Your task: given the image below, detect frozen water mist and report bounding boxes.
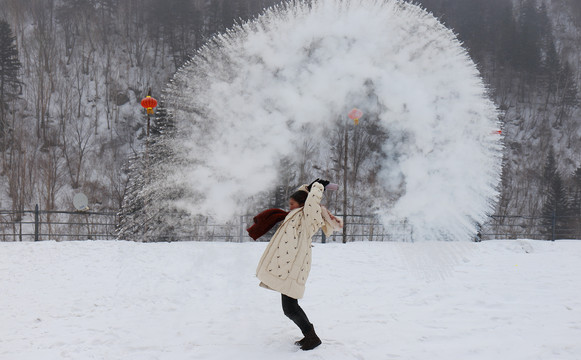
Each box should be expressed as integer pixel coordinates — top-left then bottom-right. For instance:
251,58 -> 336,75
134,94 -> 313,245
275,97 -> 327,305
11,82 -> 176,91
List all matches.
162,0 -> 503,241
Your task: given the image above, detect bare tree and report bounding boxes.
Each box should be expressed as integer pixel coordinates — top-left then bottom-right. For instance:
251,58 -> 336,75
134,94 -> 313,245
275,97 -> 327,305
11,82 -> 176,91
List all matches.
295,135 -> 317,185
28,1 -> 58,141
61,114 -> 95,189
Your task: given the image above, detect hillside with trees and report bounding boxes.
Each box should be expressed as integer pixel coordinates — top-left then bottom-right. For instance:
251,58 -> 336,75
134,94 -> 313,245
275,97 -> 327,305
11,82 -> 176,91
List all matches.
0,0 -> 579,240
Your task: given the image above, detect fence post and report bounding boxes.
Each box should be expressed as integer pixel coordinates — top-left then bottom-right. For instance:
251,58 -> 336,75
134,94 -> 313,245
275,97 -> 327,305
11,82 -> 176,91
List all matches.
342,214 -> 348,243
239,215 -> 244,243
551,210 -> 556,241
34,204 -> 39,242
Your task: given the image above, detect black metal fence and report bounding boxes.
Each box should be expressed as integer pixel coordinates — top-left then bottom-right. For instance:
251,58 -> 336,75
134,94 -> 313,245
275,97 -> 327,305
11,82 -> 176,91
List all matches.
0,207 -> 579,242
136,214 -> 406,243
0,205 -> 117,242
480,213 -> 581,241
248,214 -> 415,243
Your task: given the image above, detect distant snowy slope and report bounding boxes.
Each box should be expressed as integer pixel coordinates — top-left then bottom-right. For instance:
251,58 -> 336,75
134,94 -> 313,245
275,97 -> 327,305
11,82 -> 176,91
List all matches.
1,240 -> 580,360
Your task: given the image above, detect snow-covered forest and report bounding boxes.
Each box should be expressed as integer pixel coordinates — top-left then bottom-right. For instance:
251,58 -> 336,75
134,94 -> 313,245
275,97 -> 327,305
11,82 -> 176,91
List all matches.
0,0 -> 580,240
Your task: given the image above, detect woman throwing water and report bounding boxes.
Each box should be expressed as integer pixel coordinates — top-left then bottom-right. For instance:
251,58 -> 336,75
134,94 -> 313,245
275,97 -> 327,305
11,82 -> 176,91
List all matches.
249,179 -> 342,351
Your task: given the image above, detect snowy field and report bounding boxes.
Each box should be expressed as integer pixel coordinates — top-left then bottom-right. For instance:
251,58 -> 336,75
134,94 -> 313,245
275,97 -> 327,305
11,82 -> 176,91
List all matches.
1,240 -> 580,360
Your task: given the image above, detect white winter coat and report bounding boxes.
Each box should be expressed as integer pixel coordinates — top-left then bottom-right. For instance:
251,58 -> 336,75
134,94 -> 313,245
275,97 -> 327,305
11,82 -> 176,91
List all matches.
256,182 -> 331,299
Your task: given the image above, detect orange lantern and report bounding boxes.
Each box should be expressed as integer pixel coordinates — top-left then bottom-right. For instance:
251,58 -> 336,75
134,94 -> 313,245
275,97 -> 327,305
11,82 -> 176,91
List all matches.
141,95 -> 158,115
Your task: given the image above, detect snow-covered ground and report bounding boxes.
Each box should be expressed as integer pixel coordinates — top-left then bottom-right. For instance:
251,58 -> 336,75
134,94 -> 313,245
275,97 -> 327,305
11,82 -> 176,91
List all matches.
1,240 -> 580,360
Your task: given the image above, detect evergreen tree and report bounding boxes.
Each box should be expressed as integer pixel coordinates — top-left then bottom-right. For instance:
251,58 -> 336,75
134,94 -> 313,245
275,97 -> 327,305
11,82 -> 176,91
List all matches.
542,147 -> 557,188
571,166 -> 581,213
118,99 -> 200,242
541,149 -> 572,239
118,100 -> 183,241
116,152 -> 147,240
573,2 -> 581,26
273,155 -> 298,209
541,170 -> 571,239
495,2 -> 518,68
555,62 -> 580,124
568,166 -> 581,239
515,0 -> 543,74
0,19 -> 21,148
149,0 -> 200,68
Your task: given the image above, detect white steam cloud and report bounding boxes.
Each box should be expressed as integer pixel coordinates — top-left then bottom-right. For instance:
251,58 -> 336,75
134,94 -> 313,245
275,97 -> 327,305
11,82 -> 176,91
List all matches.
162,0 -> 503,241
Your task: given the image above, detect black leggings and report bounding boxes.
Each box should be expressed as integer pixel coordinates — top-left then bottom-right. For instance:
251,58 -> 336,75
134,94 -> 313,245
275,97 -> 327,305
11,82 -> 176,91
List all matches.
281,294 -> 312,335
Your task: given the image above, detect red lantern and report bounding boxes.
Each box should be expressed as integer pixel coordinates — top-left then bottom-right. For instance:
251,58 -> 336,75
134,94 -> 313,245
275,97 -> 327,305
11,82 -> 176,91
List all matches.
141,96 -> 158,115
348,108 -> 363,125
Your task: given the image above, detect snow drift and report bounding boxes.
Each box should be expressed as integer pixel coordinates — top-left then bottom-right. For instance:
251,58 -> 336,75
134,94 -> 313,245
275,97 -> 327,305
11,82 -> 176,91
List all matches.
160,0 -> 503,241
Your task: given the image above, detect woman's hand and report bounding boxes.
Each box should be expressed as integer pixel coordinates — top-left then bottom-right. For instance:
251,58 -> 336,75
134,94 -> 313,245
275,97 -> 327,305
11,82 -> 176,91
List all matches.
307,178 -> 330,191
316,179 -> 330,188
328,213 -> 339,222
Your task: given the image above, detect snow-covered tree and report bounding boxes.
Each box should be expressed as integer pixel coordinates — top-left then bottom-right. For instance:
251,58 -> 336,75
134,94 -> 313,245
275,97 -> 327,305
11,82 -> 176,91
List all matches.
117,100 -> 198,241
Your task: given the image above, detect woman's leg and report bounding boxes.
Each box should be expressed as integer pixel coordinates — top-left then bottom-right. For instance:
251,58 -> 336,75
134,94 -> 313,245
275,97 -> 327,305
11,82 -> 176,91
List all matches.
281,294 -> 322,350
281,294 -> 311,334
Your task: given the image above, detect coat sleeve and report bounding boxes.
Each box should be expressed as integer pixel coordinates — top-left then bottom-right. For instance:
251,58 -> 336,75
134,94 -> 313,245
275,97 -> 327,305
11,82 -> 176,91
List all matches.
303,182 -> 325,234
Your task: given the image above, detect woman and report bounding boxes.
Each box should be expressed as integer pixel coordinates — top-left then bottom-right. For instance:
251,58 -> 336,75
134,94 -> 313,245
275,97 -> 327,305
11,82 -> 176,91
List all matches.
252,179 -> 342,351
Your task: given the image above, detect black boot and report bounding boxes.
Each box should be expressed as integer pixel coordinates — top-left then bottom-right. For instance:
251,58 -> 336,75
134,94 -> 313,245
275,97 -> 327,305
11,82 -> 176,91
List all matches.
294,328 -> 308,346
300,325 -> 322,351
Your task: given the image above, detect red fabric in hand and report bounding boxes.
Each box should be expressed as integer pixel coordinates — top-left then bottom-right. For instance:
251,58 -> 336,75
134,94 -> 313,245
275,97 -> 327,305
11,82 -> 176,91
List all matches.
247,208 -> 289,240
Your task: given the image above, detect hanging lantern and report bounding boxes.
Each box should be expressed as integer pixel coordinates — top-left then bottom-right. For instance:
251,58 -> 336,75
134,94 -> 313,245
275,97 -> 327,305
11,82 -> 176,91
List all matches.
141,95 -> 158,115
348,108 -> 363,125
